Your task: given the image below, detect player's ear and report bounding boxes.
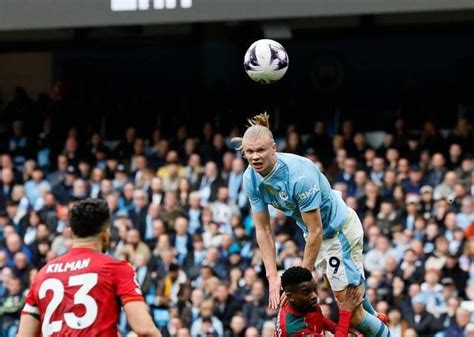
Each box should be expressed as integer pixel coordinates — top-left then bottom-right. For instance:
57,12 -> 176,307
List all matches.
101,226 -> 110,239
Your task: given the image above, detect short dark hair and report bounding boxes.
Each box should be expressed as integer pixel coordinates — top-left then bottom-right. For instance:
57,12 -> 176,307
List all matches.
70,199 -> 109,238
281,266 -> 313,292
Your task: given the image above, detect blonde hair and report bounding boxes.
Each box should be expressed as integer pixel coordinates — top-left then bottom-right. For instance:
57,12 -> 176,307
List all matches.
232,112 -> 274,150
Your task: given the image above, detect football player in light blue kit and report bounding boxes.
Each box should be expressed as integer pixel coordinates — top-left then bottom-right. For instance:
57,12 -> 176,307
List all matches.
235,113 -> 389,337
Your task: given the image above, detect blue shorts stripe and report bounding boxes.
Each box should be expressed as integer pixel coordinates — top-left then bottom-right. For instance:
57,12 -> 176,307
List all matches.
337,231 -> 364,287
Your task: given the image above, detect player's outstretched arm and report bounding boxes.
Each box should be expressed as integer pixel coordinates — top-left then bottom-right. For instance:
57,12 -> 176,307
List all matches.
124,301 -> 162,337
253,210 -> 280,309
301,209 -> 323,271
17,314 -> 40,337
329,286 -> 364,337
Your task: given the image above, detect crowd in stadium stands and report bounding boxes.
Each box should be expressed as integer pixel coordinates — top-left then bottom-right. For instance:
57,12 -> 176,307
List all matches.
0,88 -> 473,337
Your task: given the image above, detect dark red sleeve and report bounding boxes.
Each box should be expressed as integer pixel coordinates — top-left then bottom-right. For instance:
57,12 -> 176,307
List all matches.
332,310 -> 352,337
112,261 -> 145,305
21,282 -> 40,318
322,313 -> 338,334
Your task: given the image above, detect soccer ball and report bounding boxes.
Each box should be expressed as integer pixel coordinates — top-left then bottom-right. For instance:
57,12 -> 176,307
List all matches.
244,39 -> 289,84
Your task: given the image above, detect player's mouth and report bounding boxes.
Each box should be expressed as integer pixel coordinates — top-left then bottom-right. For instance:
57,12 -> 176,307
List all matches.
252,162 -> 263,170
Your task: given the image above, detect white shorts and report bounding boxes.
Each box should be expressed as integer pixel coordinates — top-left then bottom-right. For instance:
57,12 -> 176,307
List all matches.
315,207 -> 365,292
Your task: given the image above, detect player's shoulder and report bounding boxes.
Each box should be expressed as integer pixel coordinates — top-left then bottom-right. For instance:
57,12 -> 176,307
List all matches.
277,152 -> 315,170
96,252 -> 134,267
103,255 -> 136,272
277,153 -> 319,179
243,165 -> 255,180
243,166 -> 258,189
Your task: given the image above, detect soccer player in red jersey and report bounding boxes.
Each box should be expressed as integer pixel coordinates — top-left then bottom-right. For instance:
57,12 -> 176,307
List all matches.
276,267 -> 363,337
17,199 -> 161,337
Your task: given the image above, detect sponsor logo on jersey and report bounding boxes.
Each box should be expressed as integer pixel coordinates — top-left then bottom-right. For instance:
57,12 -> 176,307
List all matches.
296,184 -> 318,203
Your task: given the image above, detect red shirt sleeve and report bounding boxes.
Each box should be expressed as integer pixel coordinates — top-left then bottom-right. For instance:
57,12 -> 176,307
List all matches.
21,280 -> 39,318
112,261 -> 145,305
322,313 -> 338,334
332,310 -> 352,337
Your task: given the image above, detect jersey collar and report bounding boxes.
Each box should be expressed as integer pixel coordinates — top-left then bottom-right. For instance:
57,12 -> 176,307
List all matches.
253,154 -> 281,187
262,160 -> 280,183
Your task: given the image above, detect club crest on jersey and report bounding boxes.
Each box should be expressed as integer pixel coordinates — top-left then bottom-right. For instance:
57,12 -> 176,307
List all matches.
279,190 -> 288,200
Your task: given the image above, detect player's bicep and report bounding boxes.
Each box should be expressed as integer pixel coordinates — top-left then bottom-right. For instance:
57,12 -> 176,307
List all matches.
243,176 -> 267,212
253,209 -> 272,232
17,313 -> 41,337
301,209 -> 323,235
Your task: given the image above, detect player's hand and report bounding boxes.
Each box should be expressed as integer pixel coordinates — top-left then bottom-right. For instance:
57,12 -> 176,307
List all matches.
336,286 -> 363,312
268,275 -> 282,310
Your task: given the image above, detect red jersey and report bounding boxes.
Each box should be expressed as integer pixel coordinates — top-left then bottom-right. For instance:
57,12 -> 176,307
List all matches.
22,247 -> 144,337
275,302 -> 351,337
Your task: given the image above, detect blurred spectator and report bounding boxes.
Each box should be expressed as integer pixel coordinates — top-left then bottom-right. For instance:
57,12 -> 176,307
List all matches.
191,300 -> 224,337
24,167 -> 50,207
8,121 -> 29,172
242,280 -> 268,329
0,99 -> 472,336
210,187 -> 240,227
225,314 -> 246,337
116,228 -> 151,265
460,238 -> 474,283
433,171 -> 457,201
0,275 -> 24,337
171,217 -> 193,265
2,233 -> 32,268
364,236 -> 398,274
402,165 -> 425,194
213,283 -> 242,331
447,117 -> 473,153
456,196 -> 474,230
442,307 -> 472,337
405,293 -> 439,337
155,263 -> 187,308
197,161 -> 223,206
335,157 -> 357,195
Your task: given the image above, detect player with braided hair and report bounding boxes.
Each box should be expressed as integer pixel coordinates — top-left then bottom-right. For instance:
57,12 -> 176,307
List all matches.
235,113 -> 390,337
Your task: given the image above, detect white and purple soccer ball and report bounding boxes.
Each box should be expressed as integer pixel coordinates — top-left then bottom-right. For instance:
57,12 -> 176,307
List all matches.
244,39 -> 289,84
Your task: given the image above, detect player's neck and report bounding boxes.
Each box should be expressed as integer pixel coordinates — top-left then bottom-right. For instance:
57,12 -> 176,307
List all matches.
72,237 -> 103,252
260,157 -> 277,177
288,302 -> 310,315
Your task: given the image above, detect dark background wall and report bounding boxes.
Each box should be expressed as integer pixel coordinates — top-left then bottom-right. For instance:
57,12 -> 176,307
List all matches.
50,26 -> 474,137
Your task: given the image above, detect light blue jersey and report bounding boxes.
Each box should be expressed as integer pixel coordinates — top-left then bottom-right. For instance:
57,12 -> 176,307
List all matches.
244,152 -> 348,240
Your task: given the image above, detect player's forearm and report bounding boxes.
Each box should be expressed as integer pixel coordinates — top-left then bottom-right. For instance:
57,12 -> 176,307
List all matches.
125,301 -> 162,337
17,314 -> 41,337
255,224 -> 278,277
302,230 -> 322,271
334,310 -> 352,337
135,327 -> 162,337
